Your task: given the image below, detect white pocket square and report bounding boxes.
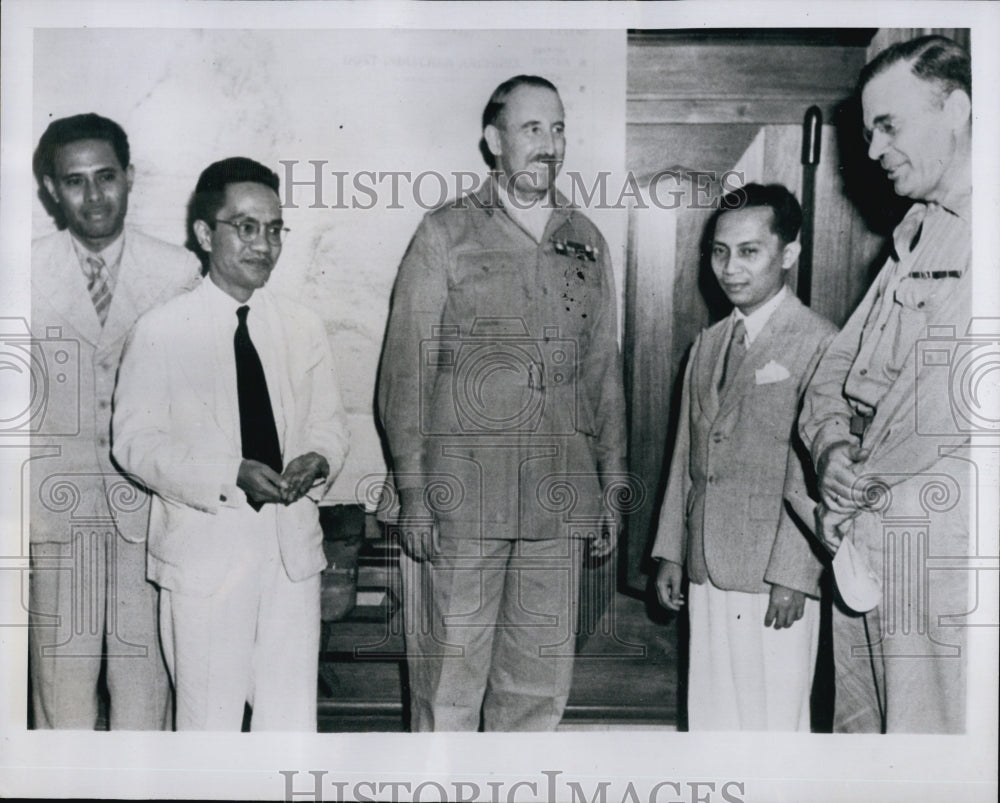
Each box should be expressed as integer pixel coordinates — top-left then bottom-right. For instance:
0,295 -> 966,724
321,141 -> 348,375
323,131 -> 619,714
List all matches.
755,360 -> 790,385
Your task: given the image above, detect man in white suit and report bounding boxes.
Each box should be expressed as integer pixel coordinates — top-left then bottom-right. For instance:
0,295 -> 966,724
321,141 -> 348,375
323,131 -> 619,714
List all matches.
652,184 -> 836,731
113,157 -> 349,731
29,113 -> 201,729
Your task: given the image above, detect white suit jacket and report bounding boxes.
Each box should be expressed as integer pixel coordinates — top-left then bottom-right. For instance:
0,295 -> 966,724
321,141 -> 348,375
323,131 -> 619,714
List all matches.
112,280 -> 350,596
30,227 -> 201,544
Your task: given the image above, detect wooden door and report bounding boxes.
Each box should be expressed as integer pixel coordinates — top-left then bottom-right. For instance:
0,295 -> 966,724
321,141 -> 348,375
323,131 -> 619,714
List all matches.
621,30 -> 893,592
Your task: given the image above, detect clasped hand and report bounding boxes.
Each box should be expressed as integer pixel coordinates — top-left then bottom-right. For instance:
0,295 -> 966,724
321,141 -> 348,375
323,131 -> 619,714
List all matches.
817,440 -> 870,514
237,452 -> 329,507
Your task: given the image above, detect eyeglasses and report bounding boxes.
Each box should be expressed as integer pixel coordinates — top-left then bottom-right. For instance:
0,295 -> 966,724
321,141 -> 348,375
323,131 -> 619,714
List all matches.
215,217 -> 289,246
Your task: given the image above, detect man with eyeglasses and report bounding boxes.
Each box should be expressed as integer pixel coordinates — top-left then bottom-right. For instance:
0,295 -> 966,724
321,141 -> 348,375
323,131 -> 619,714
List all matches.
113,157 -> 349,730
798,35 -> 972,733
29,113 -> 200,730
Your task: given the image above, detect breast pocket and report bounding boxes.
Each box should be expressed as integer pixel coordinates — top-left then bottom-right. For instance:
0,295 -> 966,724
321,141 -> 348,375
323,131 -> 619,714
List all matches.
452,250 -> 529,324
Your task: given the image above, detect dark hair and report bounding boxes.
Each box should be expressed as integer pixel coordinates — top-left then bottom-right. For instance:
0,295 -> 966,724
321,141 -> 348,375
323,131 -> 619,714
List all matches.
32,113 -> 131,225
858,34 -> 971,102
191,156 -> 280,225
481,74 -> 560,130
716,183 -> 802,244
186,157 -> 281,270
32,112 -> 130,185
479,75 -> 560,168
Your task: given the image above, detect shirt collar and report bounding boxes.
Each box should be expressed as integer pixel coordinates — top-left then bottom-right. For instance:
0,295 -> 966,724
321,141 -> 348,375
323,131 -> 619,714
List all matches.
933,187 -> 971,222
70,229 -> 126,277
484,172 -> 571,211
732,285 -> 788,345
203,274 -> 264,318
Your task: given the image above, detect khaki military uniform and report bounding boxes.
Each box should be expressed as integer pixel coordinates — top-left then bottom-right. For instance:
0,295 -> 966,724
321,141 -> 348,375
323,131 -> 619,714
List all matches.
800,192 -> 973,733
378,179 -> 627,730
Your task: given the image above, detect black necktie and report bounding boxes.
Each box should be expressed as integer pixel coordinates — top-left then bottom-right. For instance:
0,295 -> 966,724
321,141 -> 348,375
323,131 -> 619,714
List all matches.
235,305 -> 282,510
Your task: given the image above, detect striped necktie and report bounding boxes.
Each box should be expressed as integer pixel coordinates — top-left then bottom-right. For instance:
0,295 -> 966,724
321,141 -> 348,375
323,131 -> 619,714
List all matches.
718,318 -> 747,392
85,255 -> 112,326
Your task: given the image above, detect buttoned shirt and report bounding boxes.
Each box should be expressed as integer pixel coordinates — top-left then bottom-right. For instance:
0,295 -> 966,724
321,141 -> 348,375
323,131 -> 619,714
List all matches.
732,284 -> 789,346
801,190 -> 971,461
378,176 -> 627,532
202,279 -> 288,494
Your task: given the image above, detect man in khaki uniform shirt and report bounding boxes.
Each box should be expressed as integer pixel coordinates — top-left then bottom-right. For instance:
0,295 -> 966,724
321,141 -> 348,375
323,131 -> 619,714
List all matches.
378,76 -> 627,731
799,36 -> 973,733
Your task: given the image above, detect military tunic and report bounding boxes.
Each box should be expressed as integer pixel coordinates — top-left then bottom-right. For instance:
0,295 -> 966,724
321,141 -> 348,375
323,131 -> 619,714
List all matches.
379,179 -> 627,536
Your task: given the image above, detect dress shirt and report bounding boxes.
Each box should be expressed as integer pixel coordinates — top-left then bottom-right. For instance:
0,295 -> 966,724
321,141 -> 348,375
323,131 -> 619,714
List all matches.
802,189 -> 971,461
202,278 -> 288,498
732,284 -> 789,346
71,230 -> 125,295
498,177 -> 555,244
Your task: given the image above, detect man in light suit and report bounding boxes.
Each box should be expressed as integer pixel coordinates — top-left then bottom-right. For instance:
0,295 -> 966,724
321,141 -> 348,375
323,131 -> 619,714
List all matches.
29,113 -> 201,729
112,157 -> 349,731
652,184 -> 836,731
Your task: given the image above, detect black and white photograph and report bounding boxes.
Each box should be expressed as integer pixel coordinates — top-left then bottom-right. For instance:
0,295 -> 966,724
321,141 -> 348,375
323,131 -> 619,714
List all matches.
1,2 -> 997,801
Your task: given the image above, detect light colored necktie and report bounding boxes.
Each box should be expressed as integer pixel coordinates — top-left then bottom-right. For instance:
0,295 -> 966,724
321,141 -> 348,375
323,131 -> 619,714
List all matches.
85,255 -> 112,326
718,318 -> 747,392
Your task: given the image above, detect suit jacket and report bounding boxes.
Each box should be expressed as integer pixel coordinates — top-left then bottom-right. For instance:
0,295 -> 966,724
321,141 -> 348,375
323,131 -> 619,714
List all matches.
651,292 -> 836,595
112,280 -> 350,596
30,226 -> 201,544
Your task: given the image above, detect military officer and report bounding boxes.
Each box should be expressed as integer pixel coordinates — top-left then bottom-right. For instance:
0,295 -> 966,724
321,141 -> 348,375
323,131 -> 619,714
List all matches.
378,75 -> 627,731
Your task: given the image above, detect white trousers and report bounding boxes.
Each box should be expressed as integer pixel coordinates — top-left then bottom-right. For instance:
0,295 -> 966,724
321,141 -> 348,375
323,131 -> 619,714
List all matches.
158,506 -> 320,731
687,580 -> 819,731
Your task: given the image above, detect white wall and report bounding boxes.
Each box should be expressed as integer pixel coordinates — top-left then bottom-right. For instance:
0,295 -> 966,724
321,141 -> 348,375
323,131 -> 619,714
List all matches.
32,28 -> 628,504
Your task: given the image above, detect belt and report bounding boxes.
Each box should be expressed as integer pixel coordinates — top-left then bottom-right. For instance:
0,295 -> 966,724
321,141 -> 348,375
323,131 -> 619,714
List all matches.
908,270 -> 962,279
850,411 -> 875,439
